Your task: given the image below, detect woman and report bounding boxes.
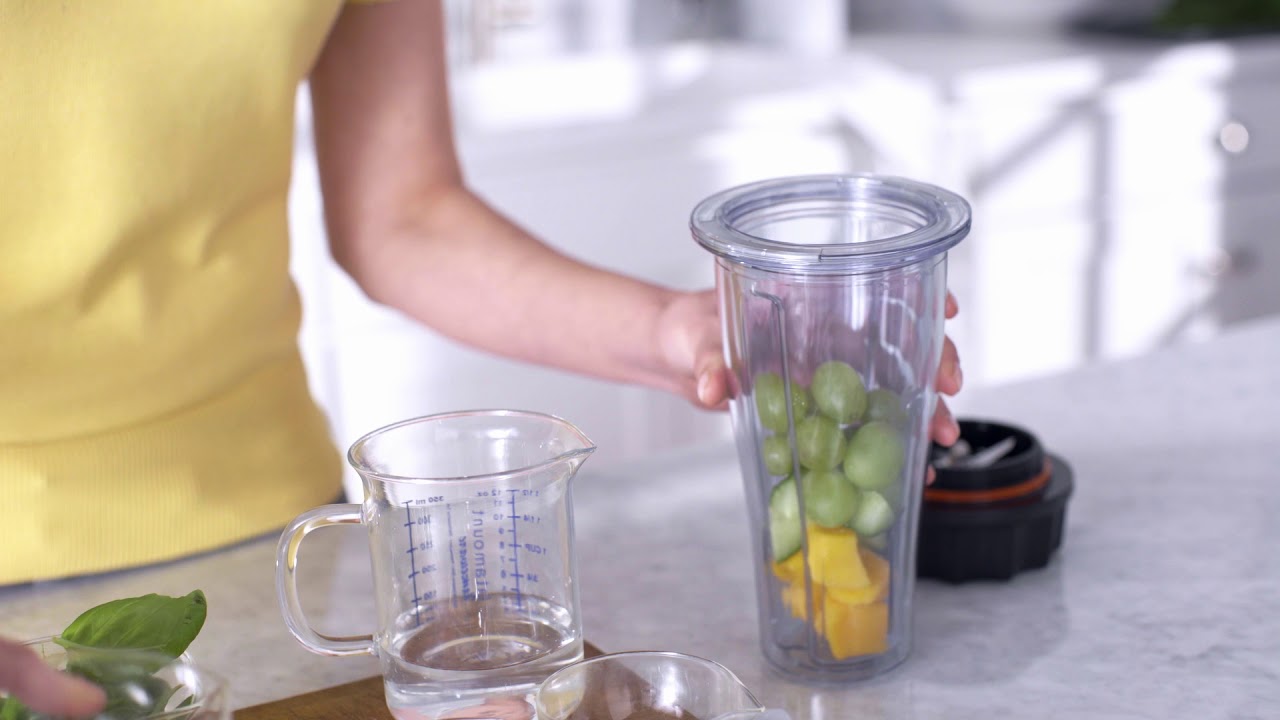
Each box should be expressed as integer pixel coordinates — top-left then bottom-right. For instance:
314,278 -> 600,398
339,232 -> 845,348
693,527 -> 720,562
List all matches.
0,1 -> 962,710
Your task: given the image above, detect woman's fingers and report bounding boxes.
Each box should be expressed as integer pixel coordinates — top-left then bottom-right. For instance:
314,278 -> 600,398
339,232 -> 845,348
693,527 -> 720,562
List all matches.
0,638 -> 106,717
930,396 -> 960,448
936,335 -> 962,396
928,292 -> 963,468
928,347 -> 962,479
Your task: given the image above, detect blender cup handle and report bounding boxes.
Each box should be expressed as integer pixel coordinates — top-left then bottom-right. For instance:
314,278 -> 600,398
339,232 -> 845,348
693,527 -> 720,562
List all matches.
275,504 -> 375,657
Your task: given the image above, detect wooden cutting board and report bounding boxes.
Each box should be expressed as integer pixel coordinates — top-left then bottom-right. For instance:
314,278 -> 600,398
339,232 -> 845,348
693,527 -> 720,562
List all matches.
234,642 -> 604,720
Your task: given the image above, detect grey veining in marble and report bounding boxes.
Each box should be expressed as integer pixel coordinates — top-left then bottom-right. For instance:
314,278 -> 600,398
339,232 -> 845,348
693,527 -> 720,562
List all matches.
3,319 -> 1277,718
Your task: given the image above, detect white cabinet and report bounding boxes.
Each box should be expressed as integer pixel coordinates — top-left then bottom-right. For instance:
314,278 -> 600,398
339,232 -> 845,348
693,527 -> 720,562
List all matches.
839,33 -> 1280,388
965,193 -> 1229,381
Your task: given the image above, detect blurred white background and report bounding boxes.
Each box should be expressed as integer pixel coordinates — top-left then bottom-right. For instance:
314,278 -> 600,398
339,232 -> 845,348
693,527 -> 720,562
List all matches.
286,0 -> 1280,498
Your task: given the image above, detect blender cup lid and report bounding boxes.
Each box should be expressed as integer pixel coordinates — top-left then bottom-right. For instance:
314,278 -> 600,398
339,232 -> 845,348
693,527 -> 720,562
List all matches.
690,174 -> 970,274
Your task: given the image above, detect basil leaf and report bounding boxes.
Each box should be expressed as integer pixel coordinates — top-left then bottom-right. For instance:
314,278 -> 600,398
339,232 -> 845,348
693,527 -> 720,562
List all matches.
62,660 -> 176,720
97,676 -> 164,720
57,591 -> 206,659
67,647 -> 166,681
0,698 -> 30,720
141,676 -> 179,716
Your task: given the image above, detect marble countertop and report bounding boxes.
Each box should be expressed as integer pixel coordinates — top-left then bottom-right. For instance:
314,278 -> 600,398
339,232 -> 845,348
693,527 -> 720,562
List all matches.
3,318 -> 1278,719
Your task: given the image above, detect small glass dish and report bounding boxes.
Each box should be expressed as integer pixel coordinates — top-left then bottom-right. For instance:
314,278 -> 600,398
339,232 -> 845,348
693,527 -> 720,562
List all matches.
7,637 -> 229,720
535,651 -> 788,720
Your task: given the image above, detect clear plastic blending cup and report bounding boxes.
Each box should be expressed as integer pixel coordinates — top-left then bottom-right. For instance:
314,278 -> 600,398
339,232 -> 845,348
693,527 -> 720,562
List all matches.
276,410 -> 595,719
692,174 -> 970,682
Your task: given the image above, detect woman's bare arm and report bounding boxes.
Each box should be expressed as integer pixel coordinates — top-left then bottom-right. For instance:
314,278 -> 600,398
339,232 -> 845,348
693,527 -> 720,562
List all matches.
309,0 -> 726,407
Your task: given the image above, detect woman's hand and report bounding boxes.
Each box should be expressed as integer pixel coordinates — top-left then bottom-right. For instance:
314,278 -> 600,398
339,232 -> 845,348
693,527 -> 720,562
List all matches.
931,291 -> 963,447
655,290 -> 730,410
656,290 -> 965,449
0,636 -> 105,717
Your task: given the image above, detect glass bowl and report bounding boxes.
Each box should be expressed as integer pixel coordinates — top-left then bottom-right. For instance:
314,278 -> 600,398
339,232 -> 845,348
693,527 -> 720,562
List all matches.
535,651 -> 773,720
8,637 -> 229,720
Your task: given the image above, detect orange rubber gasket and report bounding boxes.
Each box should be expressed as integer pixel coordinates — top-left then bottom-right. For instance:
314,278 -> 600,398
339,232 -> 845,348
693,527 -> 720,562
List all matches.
924,459 -> 1052,505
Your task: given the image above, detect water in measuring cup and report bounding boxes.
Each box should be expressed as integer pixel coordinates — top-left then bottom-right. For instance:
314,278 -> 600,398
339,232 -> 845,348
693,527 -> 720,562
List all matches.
383,593 -> 581,720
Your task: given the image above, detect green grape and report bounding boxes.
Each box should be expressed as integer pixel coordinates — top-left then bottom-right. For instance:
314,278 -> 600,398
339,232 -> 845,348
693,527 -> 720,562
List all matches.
769,477 -> 802,560
796,415 -> 846,471
843,420 -> 905,491
762,434 -> 794,476
794,388 -> 813,422
865,388 -> 908,428
849,489 -> 895,537
753,372 -> 812,432
801,469 -> 860,528
861,533 -> 889,552
811,360 -> 868,424
876,476 -> 905,514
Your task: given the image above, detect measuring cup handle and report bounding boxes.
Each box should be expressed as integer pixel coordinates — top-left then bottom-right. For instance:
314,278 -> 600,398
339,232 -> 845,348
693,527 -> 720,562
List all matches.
274,504 -> 375,657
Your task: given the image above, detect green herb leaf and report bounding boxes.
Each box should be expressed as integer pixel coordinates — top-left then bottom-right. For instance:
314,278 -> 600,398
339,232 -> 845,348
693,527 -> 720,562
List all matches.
0,698 -> 31,720
98,675 -> 172,720
57,591 -> 206,659
144,676 -> 180,716
62,658 -> 182,720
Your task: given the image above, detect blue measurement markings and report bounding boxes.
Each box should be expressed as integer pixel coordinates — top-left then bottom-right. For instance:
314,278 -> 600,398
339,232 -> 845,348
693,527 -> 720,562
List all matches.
403,500 -> 441,628
506,490 -> 525,610
403,501 -> 424,628
500,489 -> 548,611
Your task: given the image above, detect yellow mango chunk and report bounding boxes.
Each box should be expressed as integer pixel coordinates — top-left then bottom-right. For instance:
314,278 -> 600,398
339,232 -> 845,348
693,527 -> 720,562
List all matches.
780,581 -> 799,618
776,544 -> 893,659
772,527 -> 870,590
780,580 -> 816,622
771,551 -> 805,585
823,600 -> 889,659
829,549 -> 890,605
806,525 -> 869,590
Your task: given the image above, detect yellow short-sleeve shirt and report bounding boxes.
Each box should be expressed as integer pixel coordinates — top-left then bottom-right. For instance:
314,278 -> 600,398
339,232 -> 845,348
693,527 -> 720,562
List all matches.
0,1 -> 369,583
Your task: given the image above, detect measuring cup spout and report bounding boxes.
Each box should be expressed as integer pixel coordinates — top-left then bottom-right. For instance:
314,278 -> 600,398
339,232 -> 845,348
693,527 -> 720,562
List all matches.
556,445 -> 595,474
538,415 -> 596,480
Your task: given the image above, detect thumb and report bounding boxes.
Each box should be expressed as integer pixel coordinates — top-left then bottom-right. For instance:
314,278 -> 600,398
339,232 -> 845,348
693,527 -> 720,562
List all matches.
684,294 -> 728,408
658,289 -> 731,410
0,638 -> 107,718
694,351 -> 730,409
691,323 -> 734,410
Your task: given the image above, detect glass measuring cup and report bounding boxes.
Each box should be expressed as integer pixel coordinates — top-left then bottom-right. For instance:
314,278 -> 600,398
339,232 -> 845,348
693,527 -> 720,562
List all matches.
692,174 -> 969,682
275,410 -> 595,719
535,651 -> 789,720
